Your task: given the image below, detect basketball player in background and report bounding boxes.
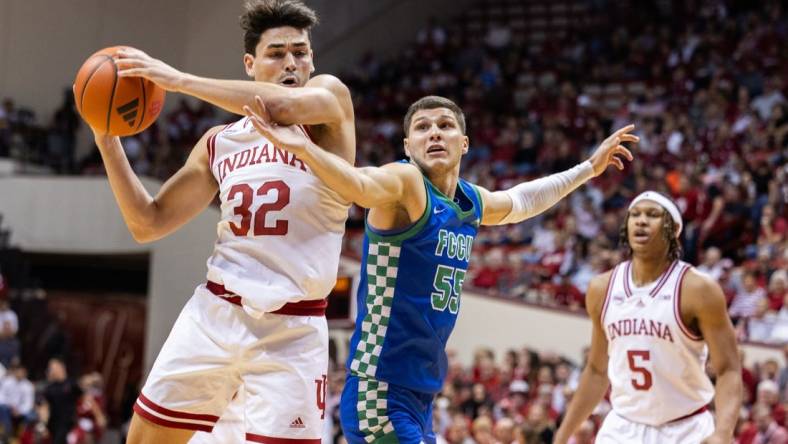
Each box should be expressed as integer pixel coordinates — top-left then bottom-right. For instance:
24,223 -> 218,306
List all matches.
244,95 -> 636,443
76,1 -> 355,443
555,192 -> 742,444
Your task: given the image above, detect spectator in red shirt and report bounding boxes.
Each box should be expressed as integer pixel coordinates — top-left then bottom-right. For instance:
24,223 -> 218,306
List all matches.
741,351 -> 760,405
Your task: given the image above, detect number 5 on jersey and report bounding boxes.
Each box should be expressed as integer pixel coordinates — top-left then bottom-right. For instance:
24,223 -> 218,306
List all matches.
627,349 -> 653,390
432,265 -> 466,314
228,180 -> 290,236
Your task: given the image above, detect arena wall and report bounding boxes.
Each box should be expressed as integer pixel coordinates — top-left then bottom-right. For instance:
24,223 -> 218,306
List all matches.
0,175 -> 217,370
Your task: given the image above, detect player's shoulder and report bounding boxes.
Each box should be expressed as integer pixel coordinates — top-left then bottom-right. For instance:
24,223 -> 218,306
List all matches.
380,160 -> 422,177
586,268 -> 616,315
589,268 -> 616,294
681,265 -> 718,291
190,124 -> 227,153
377,161 -> 424,197
680,265 -> 726,306
206,123 -> 229,137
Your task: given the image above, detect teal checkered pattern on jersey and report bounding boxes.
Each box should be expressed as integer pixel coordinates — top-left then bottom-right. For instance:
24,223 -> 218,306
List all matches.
357,377 -> 395,442
350,241 -> 400,377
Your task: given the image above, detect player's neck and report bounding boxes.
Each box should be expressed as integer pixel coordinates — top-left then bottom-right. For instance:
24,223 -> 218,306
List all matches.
427,171 -> 460,199
630,255 -> 673,286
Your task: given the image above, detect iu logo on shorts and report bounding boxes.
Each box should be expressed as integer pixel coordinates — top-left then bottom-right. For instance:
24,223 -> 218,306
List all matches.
315,374 -> 327,419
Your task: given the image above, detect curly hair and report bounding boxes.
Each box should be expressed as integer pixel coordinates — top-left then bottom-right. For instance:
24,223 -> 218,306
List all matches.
240,0 -> 319,55
619,211 -> 682,261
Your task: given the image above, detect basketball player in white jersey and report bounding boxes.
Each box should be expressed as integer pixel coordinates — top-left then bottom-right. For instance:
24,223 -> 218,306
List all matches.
555,192 -> 742,444
77,1 -> 355,443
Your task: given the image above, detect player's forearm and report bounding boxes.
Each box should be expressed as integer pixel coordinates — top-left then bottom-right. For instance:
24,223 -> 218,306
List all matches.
95,137 -> 158,241
498,161 -> 594,225
299,140 -> 375,207
177,75 -> 317,124
176,75 -> 282,116
555,366 -> 609,443
712,368 -> 742,438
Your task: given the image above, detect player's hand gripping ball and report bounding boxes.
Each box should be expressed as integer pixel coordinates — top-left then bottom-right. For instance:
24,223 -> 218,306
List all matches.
74,46 -> 165,136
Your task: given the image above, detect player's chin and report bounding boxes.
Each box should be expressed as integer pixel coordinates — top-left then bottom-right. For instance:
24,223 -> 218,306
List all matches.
421,157 -> 453,172
628,241 -> 648,254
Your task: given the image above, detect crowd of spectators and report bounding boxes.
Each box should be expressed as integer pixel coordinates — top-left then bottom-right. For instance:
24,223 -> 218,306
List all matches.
326,345 -> 788,444
337,0 -> 787,345
0,0 -> 786,442
0,304 -> 107,444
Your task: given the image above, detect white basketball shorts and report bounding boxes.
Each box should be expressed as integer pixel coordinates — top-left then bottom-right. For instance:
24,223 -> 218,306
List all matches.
596,409 -> 714,444
133,284 -> 329,443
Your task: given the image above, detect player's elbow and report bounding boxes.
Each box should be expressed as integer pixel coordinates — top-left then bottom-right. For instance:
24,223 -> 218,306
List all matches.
127,213 -> 162,244
586,361 -> 608,378
264,96 -> 297,124
715,355 -> 742,377
268,89 -> 342,125
129,225 -> 157,244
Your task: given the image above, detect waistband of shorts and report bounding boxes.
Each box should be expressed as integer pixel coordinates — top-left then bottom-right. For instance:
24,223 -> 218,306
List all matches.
668,405 -> 708,423
205,281 -> 327,316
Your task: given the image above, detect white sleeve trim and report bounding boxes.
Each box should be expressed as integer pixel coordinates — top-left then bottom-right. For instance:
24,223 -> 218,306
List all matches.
498,161 -> 595,225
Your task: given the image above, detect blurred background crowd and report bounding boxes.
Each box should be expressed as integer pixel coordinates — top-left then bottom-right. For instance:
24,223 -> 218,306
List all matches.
0,0 -> 786,442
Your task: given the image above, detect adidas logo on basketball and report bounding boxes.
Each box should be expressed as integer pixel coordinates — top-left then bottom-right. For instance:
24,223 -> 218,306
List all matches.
290,417 -> 305,429
116,98 -> 139,127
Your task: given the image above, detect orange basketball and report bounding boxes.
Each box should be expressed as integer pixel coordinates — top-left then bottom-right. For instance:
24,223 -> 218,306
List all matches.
74,46 -> 165,137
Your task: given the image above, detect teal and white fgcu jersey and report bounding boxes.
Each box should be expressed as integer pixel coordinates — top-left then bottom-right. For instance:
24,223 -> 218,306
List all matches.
346,174 -> 482,394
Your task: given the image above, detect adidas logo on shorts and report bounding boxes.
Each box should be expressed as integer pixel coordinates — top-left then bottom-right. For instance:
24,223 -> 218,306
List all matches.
290,417 -> 306,429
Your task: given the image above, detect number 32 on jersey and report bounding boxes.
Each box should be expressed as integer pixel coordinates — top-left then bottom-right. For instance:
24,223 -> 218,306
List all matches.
228,180 -> 290,236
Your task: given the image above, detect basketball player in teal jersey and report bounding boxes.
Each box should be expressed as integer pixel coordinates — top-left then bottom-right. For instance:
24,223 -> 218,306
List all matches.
245,95 -> 637,443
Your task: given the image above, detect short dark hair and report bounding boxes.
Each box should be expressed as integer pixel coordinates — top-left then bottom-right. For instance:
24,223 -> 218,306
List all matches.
403,96 -> 466,136
240,0 -> 319,55
619,211 -> 683,261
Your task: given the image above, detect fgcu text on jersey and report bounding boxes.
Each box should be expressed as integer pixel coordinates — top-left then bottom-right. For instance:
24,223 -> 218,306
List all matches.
205,117 -> 349,318
601,260 -> 714,426
347,172 -> 483,394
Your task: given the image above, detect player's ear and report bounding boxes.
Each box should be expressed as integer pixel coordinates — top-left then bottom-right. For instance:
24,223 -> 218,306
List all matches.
461,135 -> 469,155
309,49 -> 315,74
243,54 -> 256,79
403,138 -> 411,158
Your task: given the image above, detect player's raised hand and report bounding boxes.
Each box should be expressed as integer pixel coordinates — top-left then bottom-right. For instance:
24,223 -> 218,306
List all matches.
587,124 -> 637,176
115,48 -> 185,92
244,96 -> 308,155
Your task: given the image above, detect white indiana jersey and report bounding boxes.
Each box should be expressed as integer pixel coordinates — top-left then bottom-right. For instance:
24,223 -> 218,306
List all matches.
205,117 -> 349,318
601,260 -> 714,426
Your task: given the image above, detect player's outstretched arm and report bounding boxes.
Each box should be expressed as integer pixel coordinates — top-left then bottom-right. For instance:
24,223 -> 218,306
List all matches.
554,272 -> 612,444
476,125 -> 637,226
682,270 -> 742,444
92,127 -> 220,243
244,97 -> 420,209
113,48 -> 351,128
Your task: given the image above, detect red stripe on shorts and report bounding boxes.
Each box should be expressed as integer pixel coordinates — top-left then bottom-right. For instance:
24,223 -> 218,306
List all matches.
206,280 -> 327,316
246,433 -> 321,444
137,393 -> 220,422
133,402 -> 214,433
